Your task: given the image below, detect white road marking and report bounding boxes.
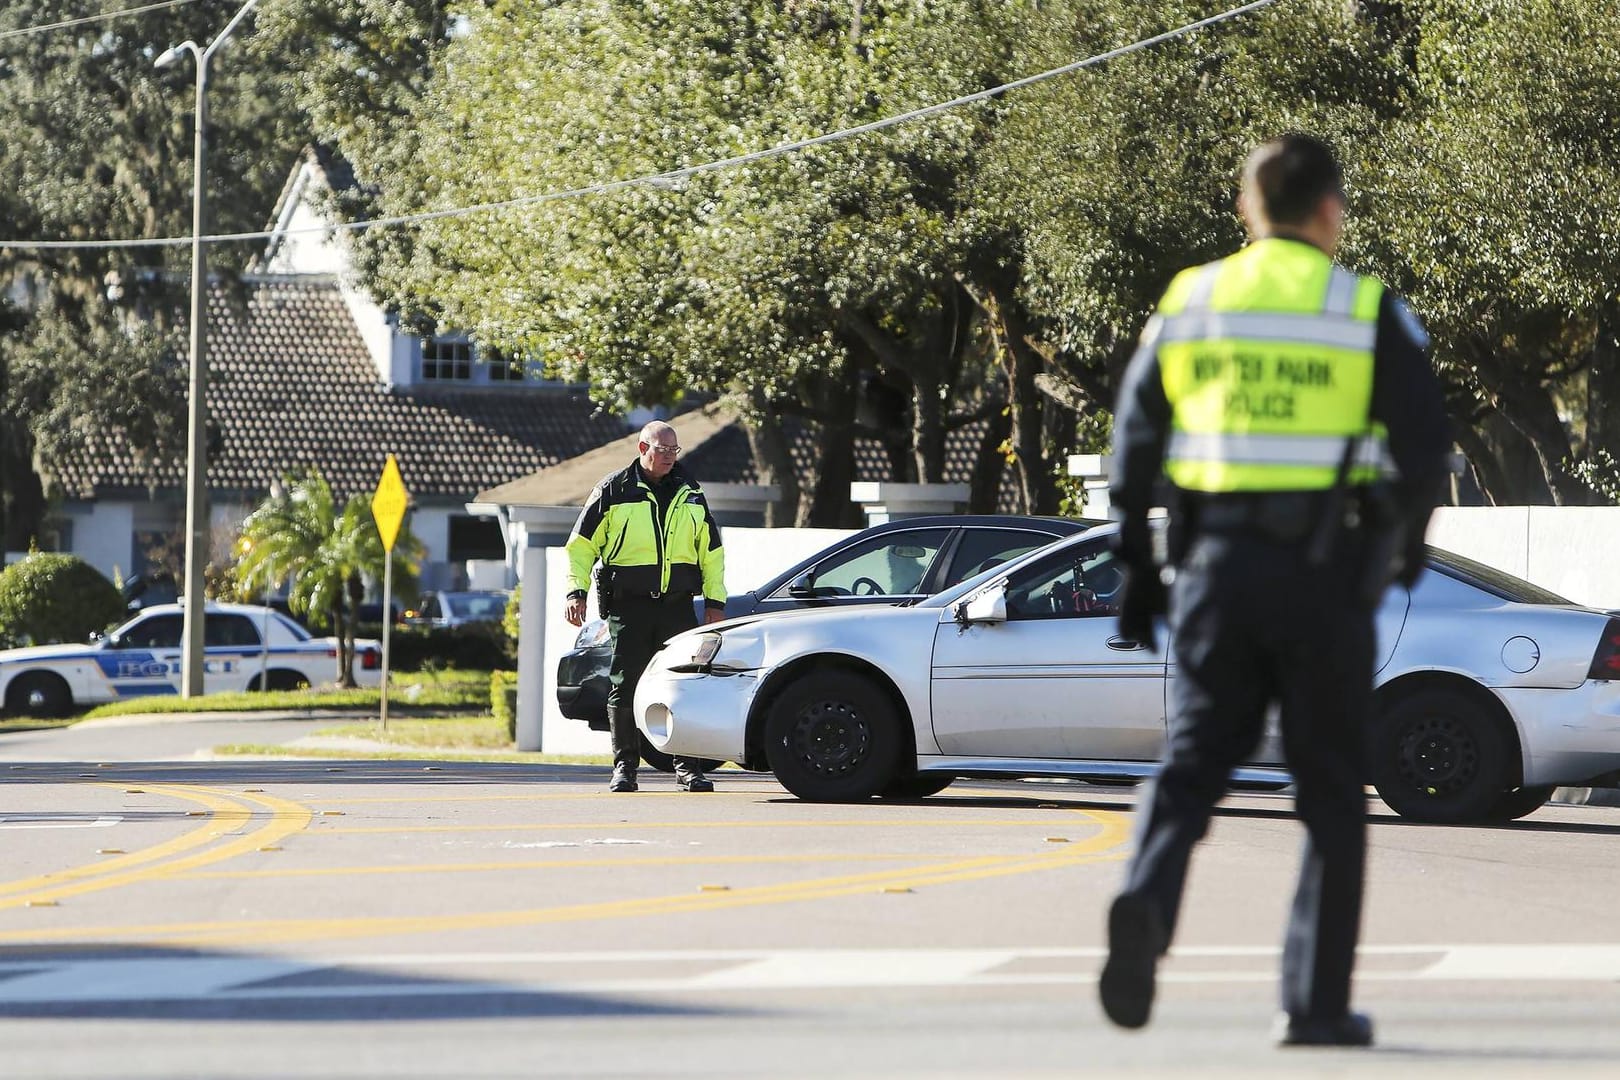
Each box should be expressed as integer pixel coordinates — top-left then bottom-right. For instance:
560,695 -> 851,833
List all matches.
0,816 -> 121,830
0,945 -> 1614,1004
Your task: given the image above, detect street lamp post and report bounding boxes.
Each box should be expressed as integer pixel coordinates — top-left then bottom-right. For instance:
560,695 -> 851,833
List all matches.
155,0 -> 258,697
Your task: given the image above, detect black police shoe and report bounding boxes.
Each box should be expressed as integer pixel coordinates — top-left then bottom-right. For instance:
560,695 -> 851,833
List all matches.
609,767 -> 638,793
1274,1011 -> 1375,1048
1098,893 -> 1167,1030
677,771 -> 714,793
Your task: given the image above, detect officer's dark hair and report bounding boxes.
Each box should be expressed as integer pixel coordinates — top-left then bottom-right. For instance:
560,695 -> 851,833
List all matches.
1241,134 -> 1345,227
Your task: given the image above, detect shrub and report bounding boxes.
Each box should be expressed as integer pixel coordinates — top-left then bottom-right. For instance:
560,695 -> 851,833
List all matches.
354,622 -> 515,672
0,553 -> 126,649
490,670 -> 518,741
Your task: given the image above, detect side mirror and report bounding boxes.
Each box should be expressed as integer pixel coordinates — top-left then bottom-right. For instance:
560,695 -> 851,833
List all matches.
787,570 -> 818,599
955,585 -> 1008,625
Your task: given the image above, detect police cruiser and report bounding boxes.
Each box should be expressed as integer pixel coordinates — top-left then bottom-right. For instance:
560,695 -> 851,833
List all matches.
0,603 -> 381,717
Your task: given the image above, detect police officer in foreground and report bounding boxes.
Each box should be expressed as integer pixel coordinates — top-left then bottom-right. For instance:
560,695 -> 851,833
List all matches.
1098,134 -> 1449,1046
565,419 -> 727,793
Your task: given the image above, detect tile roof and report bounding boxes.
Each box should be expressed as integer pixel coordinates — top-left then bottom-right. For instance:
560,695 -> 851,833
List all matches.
48,278 -> 632,504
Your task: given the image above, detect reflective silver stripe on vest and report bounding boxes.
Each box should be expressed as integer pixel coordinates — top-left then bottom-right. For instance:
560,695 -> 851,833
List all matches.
1322,266 -> 1360,317
1168,431 -> 1385,470
1157,311 -> 1377,351
1181,263 -> 1222,312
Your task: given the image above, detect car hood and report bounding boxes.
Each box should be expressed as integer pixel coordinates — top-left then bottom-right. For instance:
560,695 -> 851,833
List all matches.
706,603 -> 933,636
0,642 -> 101,664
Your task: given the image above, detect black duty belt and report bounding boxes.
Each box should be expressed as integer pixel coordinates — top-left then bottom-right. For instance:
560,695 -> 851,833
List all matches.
614,590 -> 695,603
1192,491 -> 1343,543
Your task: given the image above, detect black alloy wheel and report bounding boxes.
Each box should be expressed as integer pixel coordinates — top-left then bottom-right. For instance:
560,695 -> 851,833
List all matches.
1371,688 -> 1511,823
766,671 -> 902,801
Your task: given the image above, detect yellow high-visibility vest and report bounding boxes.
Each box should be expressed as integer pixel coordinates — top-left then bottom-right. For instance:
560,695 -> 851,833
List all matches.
1155,237 -> 1387,492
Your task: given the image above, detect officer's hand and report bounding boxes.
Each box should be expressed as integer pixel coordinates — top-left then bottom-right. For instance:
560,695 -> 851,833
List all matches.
1117,564 -> 1166,652
564,596 -> 586,627
703,606 -> 726,626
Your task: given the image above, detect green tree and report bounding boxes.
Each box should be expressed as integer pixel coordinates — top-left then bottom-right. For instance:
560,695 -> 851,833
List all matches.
0,1 -> 304,547
235,469 -> 421,686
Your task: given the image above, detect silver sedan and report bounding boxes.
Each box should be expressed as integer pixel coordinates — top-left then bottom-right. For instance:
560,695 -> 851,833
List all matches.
635,526 -> 1620,823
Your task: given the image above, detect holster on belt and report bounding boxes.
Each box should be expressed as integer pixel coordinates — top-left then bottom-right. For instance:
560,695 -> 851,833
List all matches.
1352,484 -> 1406,608
594,564 -> 617,618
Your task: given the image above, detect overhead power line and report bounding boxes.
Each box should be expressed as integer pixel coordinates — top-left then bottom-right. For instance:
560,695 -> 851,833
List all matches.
0,0 -> 208,43
0,0 -> 1279,252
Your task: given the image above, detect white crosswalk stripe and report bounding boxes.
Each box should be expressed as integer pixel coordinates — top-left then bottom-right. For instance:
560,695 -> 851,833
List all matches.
0,945 -> 1615,1004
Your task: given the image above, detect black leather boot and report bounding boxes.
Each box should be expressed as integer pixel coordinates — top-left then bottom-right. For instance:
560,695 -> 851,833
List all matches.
608,707 -> 640,792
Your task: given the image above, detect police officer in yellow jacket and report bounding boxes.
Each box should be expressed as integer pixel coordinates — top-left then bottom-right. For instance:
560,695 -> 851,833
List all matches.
1098,135 -> 1449,1046
565,420 -> 727,792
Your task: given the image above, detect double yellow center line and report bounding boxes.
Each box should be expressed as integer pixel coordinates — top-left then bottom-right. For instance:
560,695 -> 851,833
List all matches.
0,784 -> 312,911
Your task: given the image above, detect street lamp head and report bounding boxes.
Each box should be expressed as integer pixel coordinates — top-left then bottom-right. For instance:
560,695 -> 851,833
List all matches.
155,45 -> 184,69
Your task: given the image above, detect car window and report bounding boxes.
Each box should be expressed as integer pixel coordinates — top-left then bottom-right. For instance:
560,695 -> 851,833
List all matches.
782,528 -> 952,598
1005,543 -> 1125,620
117,613 -> 183,649
421,596 -> 441,619
940,528 -> 1055,589
271,613 -> 312,642
205,614 -> 261,648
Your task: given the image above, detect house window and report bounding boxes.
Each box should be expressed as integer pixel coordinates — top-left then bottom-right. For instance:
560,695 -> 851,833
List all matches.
421,338 -> 473,381
486,350 -> 527,383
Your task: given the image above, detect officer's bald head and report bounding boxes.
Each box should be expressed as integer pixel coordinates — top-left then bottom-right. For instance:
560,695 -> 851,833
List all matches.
638,420 -> 679,479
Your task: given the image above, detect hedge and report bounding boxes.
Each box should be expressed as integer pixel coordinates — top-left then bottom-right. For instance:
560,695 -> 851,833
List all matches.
0,553 -> 126,649
353,621 -> 516,672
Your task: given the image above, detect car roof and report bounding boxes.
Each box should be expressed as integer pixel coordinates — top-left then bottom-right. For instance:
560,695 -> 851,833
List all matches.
751,515 -> 1099,599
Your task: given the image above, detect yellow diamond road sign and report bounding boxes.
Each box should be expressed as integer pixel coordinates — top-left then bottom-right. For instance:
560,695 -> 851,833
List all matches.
371,454 -> 408,552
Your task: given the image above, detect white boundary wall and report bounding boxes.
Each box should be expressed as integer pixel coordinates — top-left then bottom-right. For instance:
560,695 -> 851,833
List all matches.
537,527 -> 853,753
1427,507 -> 1620,610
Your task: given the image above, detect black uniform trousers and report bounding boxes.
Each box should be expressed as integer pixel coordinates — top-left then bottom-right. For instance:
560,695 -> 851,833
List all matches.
606,593 -> 702,773
1120,528 -> 1374,1021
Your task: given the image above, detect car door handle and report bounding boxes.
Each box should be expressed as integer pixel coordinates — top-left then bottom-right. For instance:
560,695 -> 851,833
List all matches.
1106,636 -> 1149,652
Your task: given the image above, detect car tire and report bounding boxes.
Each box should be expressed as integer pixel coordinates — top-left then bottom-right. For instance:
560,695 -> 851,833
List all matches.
879,773 -> 954,800
259,670 -> 311,692
1370,688 -> 1513,824
1485,784 -> 1555,822
765,671 -> 903,802
4,672 -> 73,719
637,734 -> 721,774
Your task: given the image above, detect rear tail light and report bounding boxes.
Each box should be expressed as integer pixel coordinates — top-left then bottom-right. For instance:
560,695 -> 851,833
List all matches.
1587,617 -> 1620,681
361,647 -> 380,671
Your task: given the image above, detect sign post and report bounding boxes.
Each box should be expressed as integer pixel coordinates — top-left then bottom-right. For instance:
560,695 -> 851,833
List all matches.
370,454 -> 408,732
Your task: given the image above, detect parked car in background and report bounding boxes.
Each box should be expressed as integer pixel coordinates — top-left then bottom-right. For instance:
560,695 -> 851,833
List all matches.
558,515 -> 1097,769
635,525 -> 1620,824
403,590 -> 511,629
0,603 -> 381,718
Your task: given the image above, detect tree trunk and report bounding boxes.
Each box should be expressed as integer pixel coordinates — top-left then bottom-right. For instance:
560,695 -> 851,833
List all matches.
801,369 -> 862,528
910,375 -> 946,484
741,399 -> 801,528
1582,308 -> 1620,493
968,404 -> 1012,514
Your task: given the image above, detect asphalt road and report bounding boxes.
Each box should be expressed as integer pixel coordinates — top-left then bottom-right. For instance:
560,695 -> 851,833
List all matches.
2,716 -> 1618,1079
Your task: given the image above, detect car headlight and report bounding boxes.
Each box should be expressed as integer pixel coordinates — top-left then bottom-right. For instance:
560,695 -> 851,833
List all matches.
691,632 -> 723,667
664,632 -> 723,673
573,619 -> 610,649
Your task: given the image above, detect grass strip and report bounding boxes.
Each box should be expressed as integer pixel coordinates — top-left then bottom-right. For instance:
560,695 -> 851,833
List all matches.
80,669 -> 493,719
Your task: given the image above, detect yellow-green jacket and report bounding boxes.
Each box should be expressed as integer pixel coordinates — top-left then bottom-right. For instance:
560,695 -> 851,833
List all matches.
566,462 -> 726,608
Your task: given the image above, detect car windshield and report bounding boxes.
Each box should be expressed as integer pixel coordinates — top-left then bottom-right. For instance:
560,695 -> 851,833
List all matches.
1425,547 -> 1571,605
920,530 -> 1099,609
446,593 -> 507,619
272,612 -> 312,640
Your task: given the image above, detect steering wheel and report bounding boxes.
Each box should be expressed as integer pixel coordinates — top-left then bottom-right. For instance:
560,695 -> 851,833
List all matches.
851,576 -> 885,596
